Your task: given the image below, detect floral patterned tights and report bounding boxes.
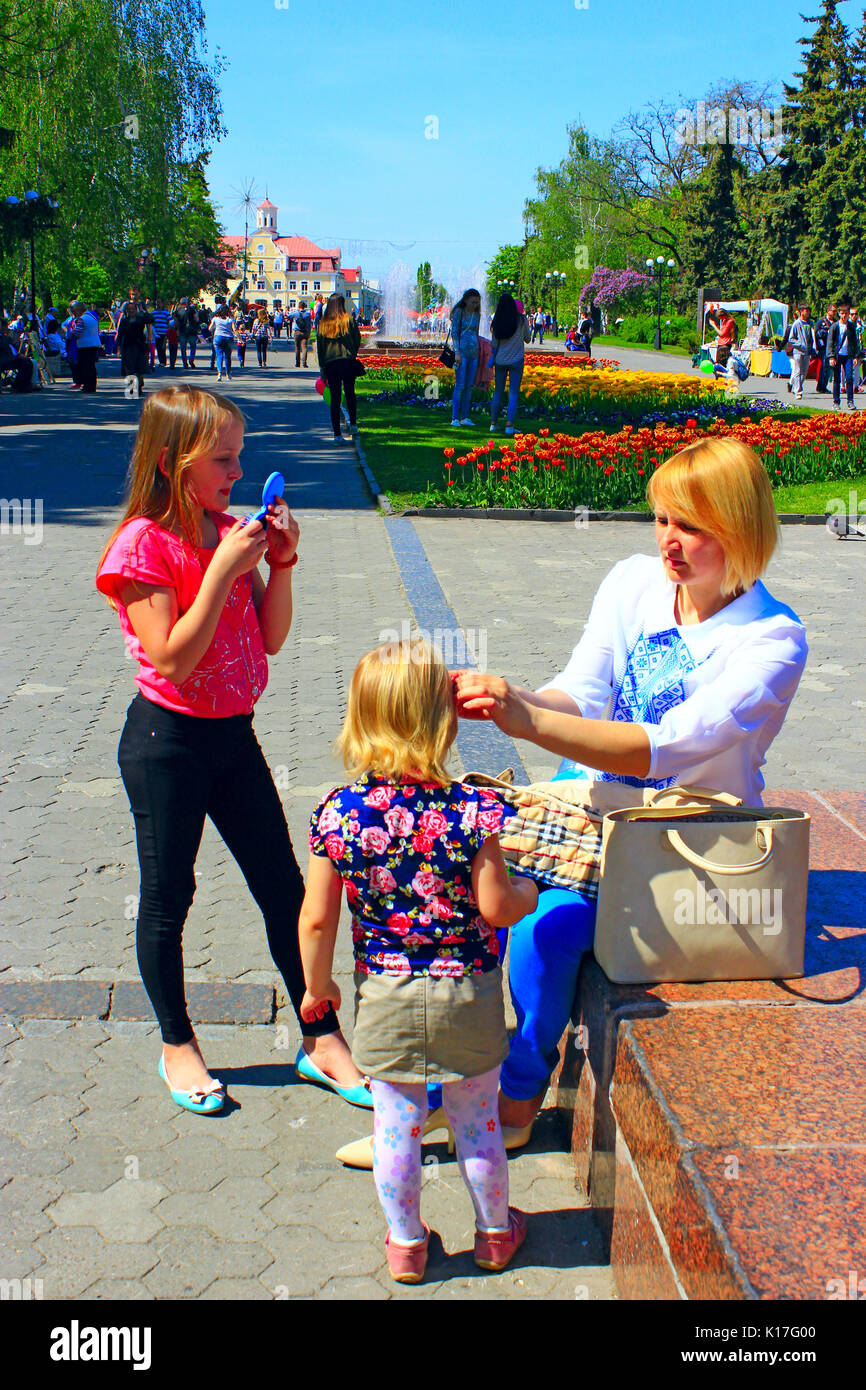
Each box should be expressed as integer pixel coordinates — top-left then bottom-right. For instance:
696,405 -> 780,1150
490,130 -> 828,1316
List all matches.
370,1068 -> 510,1245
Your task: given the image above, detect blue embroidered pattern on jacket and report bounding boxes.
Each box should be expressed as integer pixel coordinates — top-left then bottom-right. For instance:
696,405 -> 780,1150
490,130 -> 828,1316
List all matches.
598,628 -> 698,789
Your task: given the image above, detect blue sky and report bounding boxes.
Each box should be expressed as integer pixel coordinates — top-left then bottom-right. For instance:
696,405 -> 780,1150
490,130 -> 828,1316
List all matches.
200,0 -> 861,283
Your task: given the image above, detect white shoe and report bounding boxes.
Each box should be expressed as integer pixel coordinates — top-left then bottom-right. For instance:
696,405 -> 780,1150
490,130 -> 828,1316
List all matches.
795,392 -> 803,399
452,419 -> 463,427
489,421 -> 497,432
461,417 -> 473,426
505,425 -> 515,435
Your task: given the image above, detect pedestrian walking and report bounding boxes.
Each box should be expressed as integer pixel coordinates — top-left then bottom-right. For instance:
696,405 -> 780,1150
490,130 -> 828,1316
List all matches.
294,300 -> 312,367
61,307 -> 82,388
316,292 -> 362,441
578,307 -> 594,356
488,293 -> 530,435
450,287 -> 482,427
253,307 -> 271,367
152,300 -> 172,367
814,304 -> 836,394
299,639 -> 535,1283
175,300 -> 199,370
210,304 -> 236,381
273,307 -> 284,339
530,306 -> 545,345
851,306 -> 866,393
235,314 -> 248,367
783,305 -> 816,401
116,288 -> 152,398
68,300 -> 101,394
828,304 -> 860,410
95,385 -> 369,1117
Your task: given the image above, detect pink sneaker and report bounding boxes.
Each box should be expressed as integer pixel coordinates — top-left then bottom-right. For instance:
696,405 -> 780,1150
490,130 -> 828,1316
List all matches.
385,1224 -> 431,1284
474,1208 -> 527,1272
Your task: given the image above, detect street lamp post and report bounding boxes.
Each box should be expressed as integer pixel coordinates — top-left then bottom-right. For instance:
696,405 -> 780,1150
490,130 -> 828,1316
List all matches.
3,190 -> 59,322
646,255 -> 677,350
545,270 -> 566,336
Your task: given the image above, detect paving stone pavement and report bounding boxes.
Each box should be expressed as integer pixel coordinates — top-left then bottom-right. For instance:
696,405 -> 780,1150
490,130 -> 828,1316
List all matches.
0,1019 -> 611,1300
0,344 -> 615,1300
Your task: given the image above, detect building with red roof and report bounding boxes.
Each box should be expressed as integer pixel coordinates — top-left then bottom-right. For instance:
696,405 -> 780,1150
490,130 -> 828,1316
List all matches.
215,198 -> 378,315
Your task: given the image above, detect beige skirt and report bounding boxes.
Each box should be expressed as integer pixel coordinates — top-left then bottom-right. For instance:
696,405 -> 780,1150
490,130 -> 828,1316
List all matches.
351,965 -> 509,1085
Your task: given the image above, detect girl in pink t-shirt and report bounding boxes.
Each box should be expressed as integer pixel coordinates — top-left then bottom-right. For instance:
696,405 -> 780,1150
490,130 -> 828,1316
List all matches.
96,385 -> 370,1115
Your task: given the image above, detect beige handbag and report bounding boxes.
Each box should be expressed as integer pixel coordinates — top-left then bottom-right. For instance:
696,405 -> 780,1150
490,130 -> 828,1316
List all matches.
463,774 -> 747,900
594,789 -> 810,983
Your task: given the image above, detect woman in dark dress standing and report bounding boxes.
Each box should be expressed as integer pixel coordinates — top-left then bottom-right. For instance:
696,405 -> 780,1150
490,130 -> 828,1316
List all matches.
116,288 -> 152,397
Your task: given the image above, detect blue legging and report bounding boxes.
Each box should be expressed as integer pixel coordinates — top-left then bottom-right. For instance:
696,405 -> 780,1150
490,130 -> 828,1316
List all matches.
499,888 -> 597,1101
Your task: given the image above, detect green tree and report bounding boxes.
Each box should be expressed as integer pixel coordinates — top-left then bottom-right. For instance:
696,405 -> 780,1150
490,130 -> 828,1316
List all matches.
750,0 -> 854,302
486,244 -> 523,304
0,0 -> 225,308
414,259 -> 446,311
677,146 -> 750,302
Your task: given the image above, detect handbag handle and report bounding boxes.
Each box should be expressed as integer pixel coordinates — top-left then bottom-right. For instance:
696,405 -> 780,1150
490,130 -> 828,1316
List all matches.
645,785 -> 742,808
664,825 -> 774,874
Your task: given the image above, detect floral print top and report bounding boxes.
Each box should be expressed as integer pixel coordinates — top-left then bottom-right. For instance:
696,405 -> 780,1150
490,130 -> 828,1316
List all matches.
309,775 -> 515,979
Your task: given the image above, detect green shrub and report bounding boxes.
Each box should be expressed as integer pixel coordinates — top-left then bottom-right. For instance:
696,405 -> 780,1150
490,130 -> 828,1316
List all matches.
610,313 -> 698,352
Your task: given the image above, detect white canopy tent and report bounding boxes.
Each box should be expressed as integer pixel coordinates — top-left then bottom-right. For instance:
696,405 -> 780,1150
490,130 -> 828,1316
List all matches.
701,298 -> 788,349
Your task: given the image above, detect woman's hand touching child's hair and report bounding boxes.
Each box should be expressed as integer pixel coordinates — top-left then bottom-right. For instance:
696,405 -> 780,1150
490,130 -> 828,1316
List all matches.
453,671 -> 534,741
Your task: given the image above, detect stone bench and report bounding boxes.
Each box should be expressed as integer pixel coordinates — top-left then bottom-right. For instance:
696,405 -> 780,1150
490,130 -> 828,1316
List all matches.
551,789 -> 866,1300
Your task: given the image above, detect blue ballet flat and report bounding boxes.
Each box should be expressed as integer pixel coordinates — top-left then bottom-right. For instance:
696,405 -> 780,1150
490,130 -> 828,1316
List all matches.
294,1046 -> 374,1109
158,1054 -> 225,1115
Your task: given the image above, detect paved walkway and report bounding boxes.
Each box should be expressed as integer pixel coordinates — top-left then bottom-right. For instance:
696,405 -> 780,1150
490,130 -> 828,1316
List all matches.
0,342 -> 615,1300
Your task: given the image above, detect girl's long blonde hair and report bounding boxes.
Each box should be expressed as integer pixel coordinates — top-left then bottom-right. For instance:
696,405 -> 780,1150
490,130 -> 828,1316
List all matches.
318,293 -> 351,338
337,639 -> 457,785
97,385 -> 245,601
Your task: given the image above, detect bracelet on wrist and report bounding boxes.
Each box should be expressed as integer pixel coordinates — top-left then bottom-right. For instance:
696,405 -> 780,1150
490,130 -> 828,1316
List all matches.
265,551 -> 298,569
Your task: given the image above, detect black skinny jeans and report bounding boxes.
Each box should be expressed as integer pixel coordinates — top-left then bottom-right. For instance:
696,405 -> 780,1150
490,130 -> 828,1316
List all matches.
255,338 -> 268,366
118,694 -> 337,1045
323,358 -> 358,435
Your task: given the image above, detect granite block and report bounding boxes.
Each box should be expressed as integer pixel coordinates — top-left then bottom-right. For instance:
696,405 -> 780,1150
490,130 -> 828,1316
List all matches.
690,1148 -> 866,1301
0,981 -> 111,1019
619,1007 -> 866,1150
110,981 -> 275,1024
610,1127 -> 684,1302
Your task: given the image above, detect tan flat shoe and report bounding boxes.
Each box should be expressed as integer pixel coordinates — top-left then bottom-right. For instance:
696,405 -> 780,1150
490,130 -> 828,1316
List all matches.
335,1111 -> 534,1168
336,1107 -> 454,1169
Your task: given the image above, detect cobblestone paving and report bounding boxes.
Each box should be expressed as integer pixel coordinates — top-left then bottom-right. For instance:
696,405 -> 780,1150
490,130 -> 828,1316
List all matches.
0,345 -> 615,1300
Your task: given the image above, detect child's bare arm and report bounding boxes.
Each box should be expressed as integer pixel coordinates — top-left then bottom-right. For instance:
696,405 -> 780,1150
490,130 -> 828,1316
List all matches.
298,852 -> 344,1021
118,523 -> 267,686
472,836 -> 538,929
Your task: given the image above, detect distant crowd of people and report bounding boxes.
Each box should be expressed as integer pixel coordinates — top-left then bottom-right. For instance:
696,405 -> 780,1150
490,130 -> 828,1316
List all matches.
784,302 -> 865,409
0,289 -> 372,396
707,303 -> 865,408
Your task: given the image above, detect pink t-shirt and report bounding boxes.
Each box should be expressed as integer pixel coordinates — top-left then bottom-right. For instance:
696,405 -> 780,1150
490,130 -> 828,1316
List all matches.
96,514 -> 268,718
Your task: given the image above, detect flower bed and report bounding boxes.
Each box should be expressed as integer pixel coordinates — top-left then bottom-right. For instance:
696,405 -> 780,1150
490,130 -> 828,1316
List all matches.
358,353 -> 729,426
432,413 -> 866,511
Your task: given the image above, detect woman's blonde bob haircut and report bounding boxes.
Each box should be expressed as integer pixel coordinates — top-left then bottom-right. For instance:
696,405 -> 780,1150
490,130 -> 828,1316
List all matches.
337,639 -> 456,785
646,436 -> 779,595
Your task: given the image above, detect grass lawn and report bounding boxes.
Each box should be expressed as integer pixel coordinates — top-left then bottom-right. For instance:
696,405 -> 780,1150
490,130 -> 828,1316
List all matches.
591,336 -> 692,357
355,388 -> 862,513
